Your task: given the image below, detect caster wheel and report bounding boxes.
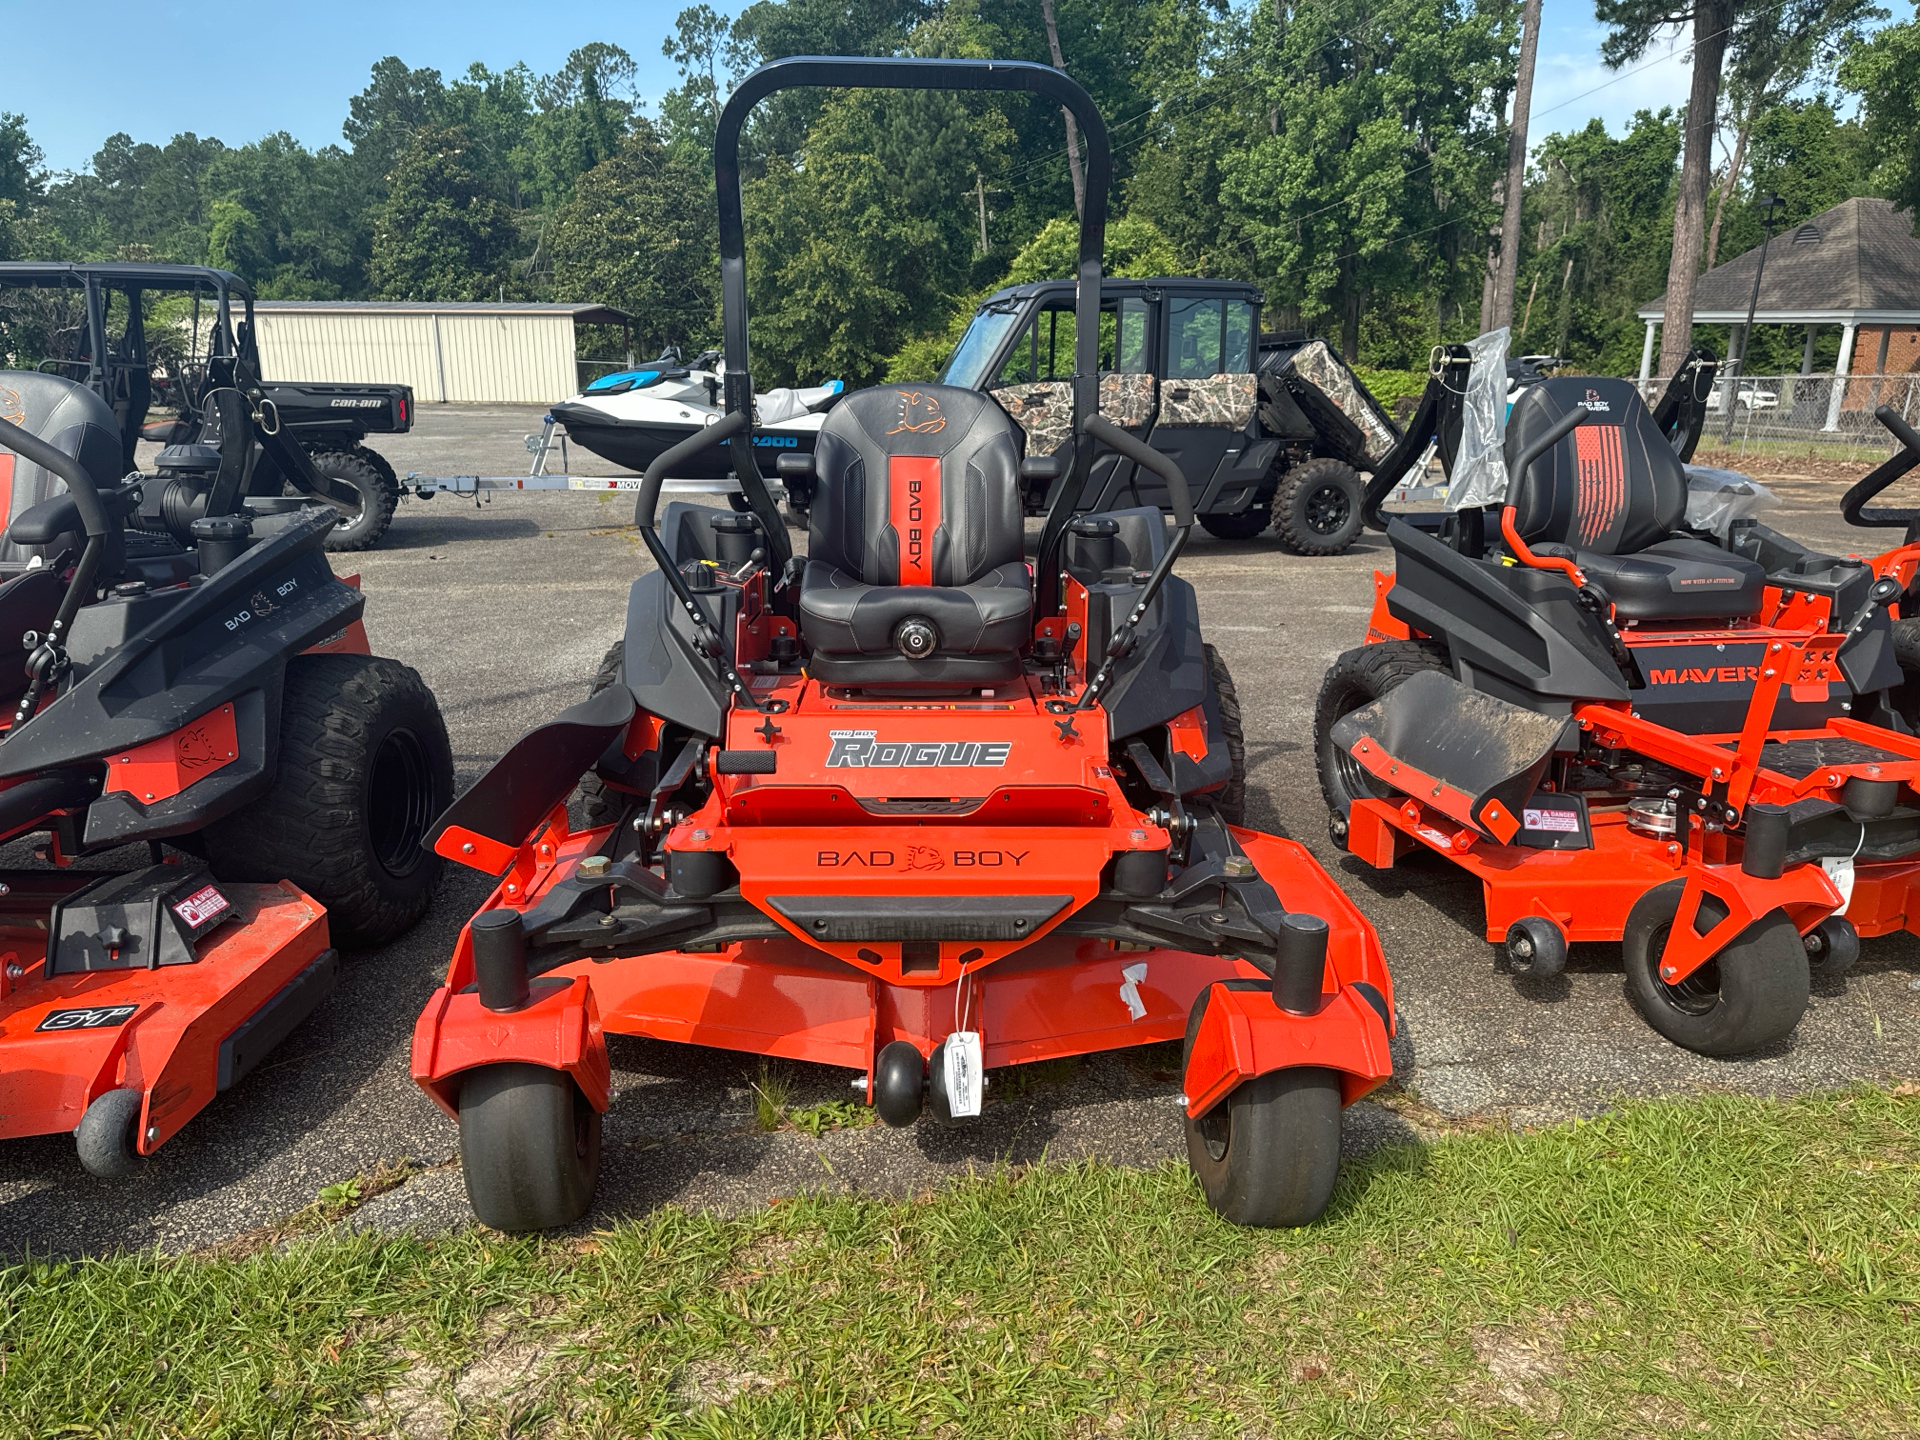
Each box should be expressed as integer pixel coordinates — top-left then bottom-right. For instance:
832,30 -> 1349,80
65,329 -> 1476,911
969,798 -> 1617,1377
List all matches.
1623,881 -> 1809,1056
76,1089 -> 144,1178
1804,916 -> 1860,975
872,1041 -> 925,1127
459,1063 -> 601,1232
1505,917 -> 1568,978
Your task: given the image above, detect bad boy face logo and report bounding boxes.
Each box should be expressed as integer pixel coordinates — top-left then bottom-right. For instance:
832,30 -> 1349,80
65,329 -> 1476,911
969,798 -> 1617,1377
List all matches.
825,730 -> 1011,768
887,390 -> 946,435
1581,388 -> 1612,413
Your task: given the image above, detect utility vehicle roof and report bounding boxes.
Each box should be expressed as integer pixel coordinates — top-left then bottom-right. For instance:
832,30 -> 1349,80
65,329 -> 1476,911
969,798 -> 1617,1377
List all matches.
0,262 -> 252,299
978,276 -> 1263,307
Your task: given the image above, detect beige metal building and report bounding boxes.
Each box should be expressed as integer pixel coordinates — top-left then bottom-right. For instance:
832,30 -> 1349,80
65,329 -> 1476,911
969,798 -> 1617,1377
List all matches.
250,301 -> 634,404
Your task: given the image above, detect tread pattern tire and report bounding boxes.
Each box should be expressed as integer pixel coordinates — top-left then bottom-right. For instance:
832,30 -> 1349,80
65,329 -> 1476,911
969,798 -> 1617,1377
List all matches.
459,1063 -> 602,1232
1621,880 -> 1810,1055
1182,989 -> 1341,1226
303,448 -> 398,553
574,642 -> 629,828
1273,457 -> 1364,556
1203,642 -> 1248,825
1314,639 -> 1451,817
201,654 -> 453,948
1199,507 -> 1272,541
1889,617 -> 1920,728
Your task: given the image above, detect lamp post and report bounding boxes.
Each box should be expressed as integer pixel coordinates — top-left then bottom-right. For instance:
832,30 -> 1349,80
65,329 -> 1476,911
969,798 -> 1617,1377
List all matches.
1721,192 -> 1786,443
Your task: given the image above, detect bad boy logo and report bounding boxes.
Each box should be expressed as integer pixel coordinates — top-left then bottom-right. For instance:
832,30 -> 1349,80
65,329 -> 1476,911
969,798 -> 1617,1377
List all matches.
887,390 -> 946,435
1581,388 -> 1612,413
825,730 -> 1011,768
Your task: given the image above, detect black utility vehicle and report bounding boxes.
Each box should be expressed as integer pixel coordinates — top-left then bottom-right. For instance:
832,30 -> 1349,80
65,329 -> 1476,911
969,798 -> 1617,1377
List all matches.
937,278 -> 1401,554
0,263 -> 412,550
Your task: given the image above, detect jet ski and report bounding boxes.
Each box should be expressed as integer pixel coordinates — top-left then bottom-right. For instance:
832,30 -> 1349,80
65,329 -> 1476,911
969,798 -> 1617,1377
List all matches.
548,348 -> 845,479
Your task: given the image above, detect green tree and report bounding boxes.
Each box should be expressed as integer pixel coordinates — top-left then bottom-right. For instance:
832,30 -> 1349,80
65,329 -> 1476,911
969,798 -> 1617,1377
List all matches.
1841,9 -> 1920,220
548,119 -> 718,354
0,113 -> 44,211
344,57 -> 448,198
368,126 -> 513,299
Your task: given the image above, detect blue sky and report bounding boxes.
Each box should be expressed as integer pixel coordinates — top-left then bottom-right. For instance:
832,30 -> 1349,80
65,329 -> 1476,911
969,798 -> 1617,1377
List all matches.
11,0 -> 1699,177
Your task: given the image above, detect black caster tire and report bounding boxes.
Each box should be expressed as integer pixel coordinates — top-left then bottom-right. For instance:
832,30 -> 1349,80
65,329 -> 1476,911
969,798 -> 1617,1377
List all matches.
1506,917 -> 1568,978
1622,880 -> 1810,1056
201,654 -> 453,948
1182,991 -> 1341,1227
1804,915 -> 1860,975
301,448 -> 398,552
1273,457 -> 1364,555
1313,640 -> 1451,822
1199,506 -> 1272,541
76,1089 -> 144,1178
459,1063 -> 602,1232
872,1041 -> 925,1127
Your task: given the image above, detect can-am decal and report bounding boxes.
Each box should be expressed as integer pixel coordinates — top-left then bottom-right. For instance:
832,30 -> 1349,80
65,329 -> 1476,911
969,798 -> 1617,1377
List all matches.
825,730 -> 1010,768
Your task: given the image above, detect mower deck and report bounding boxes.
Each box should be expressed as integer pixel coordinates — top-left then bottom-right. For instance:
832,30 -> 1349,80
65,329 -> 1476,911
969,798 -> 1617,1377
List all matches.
0,871 -> 334,1154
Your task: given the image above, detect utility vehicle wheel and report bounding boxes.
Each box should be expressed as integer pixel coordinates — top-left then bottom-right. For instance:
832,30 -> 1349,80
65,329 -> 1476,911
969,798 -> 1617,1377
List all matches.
459,1063 -> 602,1232
302,448 -> 398,552
1313,639 -> 1450,844
1203,643 -> 1248,825
202,654 -> 452,947
1803,915 -> 1859,975
75,1089 -> 144,1178
1622,880 -> 1810,1055
1199,506 -> 1272,541
574,642 -> 630,828
347,442 -> 402,496
1182,990 -> 1341,1226
1888,617 -> 1920,728
1273,458 -> 1364,556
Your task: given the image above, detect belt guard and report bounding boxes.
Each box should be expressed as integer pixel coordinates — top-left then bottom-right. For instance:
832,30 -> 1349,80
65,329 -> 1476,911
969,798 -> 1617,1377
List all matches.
1331,670 -> 1570,842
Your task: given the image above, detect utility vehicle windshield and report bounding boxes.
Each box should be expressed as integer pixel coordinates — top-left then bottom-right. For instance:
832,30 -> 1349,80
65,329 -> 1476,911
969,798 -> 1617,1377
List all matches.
939,304 -> 1023,388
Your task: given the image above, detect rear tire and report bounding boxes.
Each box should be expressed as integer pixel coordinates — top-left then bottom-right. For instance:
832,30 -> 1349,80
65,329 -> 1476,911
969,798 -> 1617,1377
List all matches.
1313,640 -> 1451,834
459,1063 -> 602,1232
302,448 -> 397,552
1621,880 -> 1810,1055
1203,643 -> 1247,825
202,654 -> 453,948
1273,458 -> 1364,556
1199,506 -> 1272,541
1888,617 -> 1920,728
1182,990 -> 1341,1226
76,1089 -> 143,1178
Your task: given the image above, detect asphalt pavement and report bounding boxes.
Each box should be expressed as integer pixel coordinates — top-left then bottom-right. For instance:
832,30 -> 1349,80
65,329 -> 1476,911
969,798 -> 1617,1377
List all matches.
2,405 -> 1915,1256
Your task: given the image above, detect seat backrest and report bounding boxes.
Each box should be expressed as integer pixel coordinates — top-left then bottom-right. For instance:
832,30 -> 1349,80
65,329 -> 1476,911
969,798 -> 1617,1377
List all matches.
1505,376 -> 1686,555
0,372 -> 125,569
809,384 -> 1025,587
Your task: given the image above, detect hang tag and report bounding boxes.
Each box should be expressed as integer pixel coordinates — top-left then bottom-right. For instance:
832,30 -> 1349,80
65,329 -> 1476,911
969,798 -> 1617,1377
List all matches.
1118,962 -> 1149,1021
943,1031 -> 983,1118
1822,856 -> 1856,915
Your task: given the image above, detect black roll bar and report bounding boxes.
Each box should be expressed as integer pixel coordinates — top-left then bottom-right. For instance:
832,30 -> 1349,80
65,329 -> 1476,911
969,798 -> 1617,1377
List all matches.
1841,405 -> 1920,540
713,56 -> 1112,617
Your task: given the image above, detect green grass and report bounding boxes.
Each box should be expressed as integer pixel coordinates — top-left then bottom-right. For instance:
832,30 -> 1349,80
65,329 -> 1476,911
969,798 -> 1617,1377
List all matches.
3,1089 -> 1918,1437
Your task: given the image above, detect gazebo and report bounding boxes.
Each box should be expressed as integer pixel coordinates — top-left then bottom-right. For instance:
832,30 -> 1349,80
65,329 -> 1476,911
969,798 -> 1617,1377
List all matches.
1636,196 -> 1920,430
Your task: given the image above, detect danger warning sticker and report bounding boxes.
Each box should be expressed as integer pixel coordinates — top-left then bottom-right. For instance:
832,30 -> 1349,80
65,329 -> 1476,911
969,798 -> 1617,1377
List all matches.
1523,808 -> 1582,833
171,884 -> 231,930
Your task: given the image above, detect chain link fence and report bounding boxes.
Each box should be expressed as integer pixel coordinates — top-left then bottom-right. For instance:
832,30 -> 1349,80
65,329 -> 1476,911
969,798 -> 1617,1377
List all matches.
1643,372 -> 1919,465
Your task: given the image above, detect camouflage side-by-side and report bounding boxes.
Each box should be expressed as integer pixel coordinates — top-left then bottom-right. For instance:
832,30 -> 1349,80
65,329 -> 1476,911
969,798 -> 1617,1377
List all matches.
1284,341 -> 1397,464
1159,373 -> 1257,430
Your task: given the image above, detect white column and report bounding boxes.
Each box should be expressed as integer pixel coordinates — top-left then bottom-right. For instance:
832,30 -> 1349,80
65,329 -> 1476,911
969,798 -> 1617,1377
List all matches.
1824,321 -> 1858,431
1639,320 -> 1657,392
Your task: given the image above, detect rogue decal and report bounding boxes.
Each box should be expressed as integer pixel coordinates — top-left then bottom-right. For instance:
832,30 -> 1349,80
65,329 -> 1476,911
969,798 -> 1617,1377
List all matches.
826,731 -> 1010,768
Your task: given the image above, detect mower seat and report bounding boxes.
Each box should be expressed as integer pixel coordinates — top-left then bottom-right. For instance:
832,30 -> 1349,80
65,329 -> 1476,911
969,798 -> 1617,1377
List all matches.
1506,377 -> 1763,622
0,373 -> 126,573
799,384 -> 1032,686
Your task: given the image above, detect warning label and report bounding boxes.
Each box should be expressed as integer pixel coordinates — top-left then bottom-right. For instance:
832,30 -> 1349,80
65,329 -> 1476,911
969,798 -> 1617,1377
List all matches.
171,884 -> 231,930
1523,808 -> 1582,833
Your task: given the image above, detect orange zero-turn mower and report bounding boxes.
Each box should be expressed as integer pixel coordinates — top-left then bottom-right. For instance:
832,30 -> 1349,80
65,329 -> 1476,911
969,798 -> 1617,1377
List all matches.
0,370 -> 451,1176
1315,361 -> 1920,1056
410,56 -> 1396,1234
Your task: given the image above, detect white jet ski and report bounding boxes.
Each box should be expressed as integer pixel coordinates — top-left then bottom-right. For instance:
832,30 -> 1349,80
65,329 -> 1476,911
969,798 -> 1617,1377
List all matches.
548,348 -> 844,479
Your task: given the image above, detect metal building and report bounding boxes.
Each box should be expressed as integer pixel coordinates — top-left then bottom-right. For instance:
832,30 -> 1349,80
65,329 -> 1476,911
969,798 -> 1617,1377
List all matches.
250,301 -> 634,405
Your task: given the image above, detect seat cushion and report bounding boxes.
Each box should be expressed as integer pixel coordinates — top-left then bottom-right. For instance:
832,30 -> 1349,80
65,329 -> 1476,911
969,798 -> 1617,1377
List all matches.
1576,536 -> 1765,622
799,559 -> 1031,685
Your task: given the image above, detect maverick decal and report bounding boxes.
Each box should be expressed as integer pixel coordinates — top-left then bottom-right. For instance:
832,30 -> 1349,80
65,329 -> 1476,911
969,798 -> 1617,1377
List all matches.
1645,665 -> 1762,684
825,730 -> 1011,768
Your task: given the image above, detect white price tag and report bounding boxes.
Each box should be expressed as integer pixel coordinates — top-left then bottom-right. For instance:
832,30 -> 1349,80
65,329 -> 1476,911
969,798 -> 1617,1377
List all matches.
1821,856 -> 1856,915
943,1031 -> 983,1118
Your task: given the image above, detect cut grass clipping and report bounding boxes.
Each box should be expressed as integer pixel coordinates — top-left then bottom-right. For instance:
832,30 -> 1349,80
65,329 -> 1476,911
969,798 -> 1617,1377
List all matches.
2,1089 -> 1916,1437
